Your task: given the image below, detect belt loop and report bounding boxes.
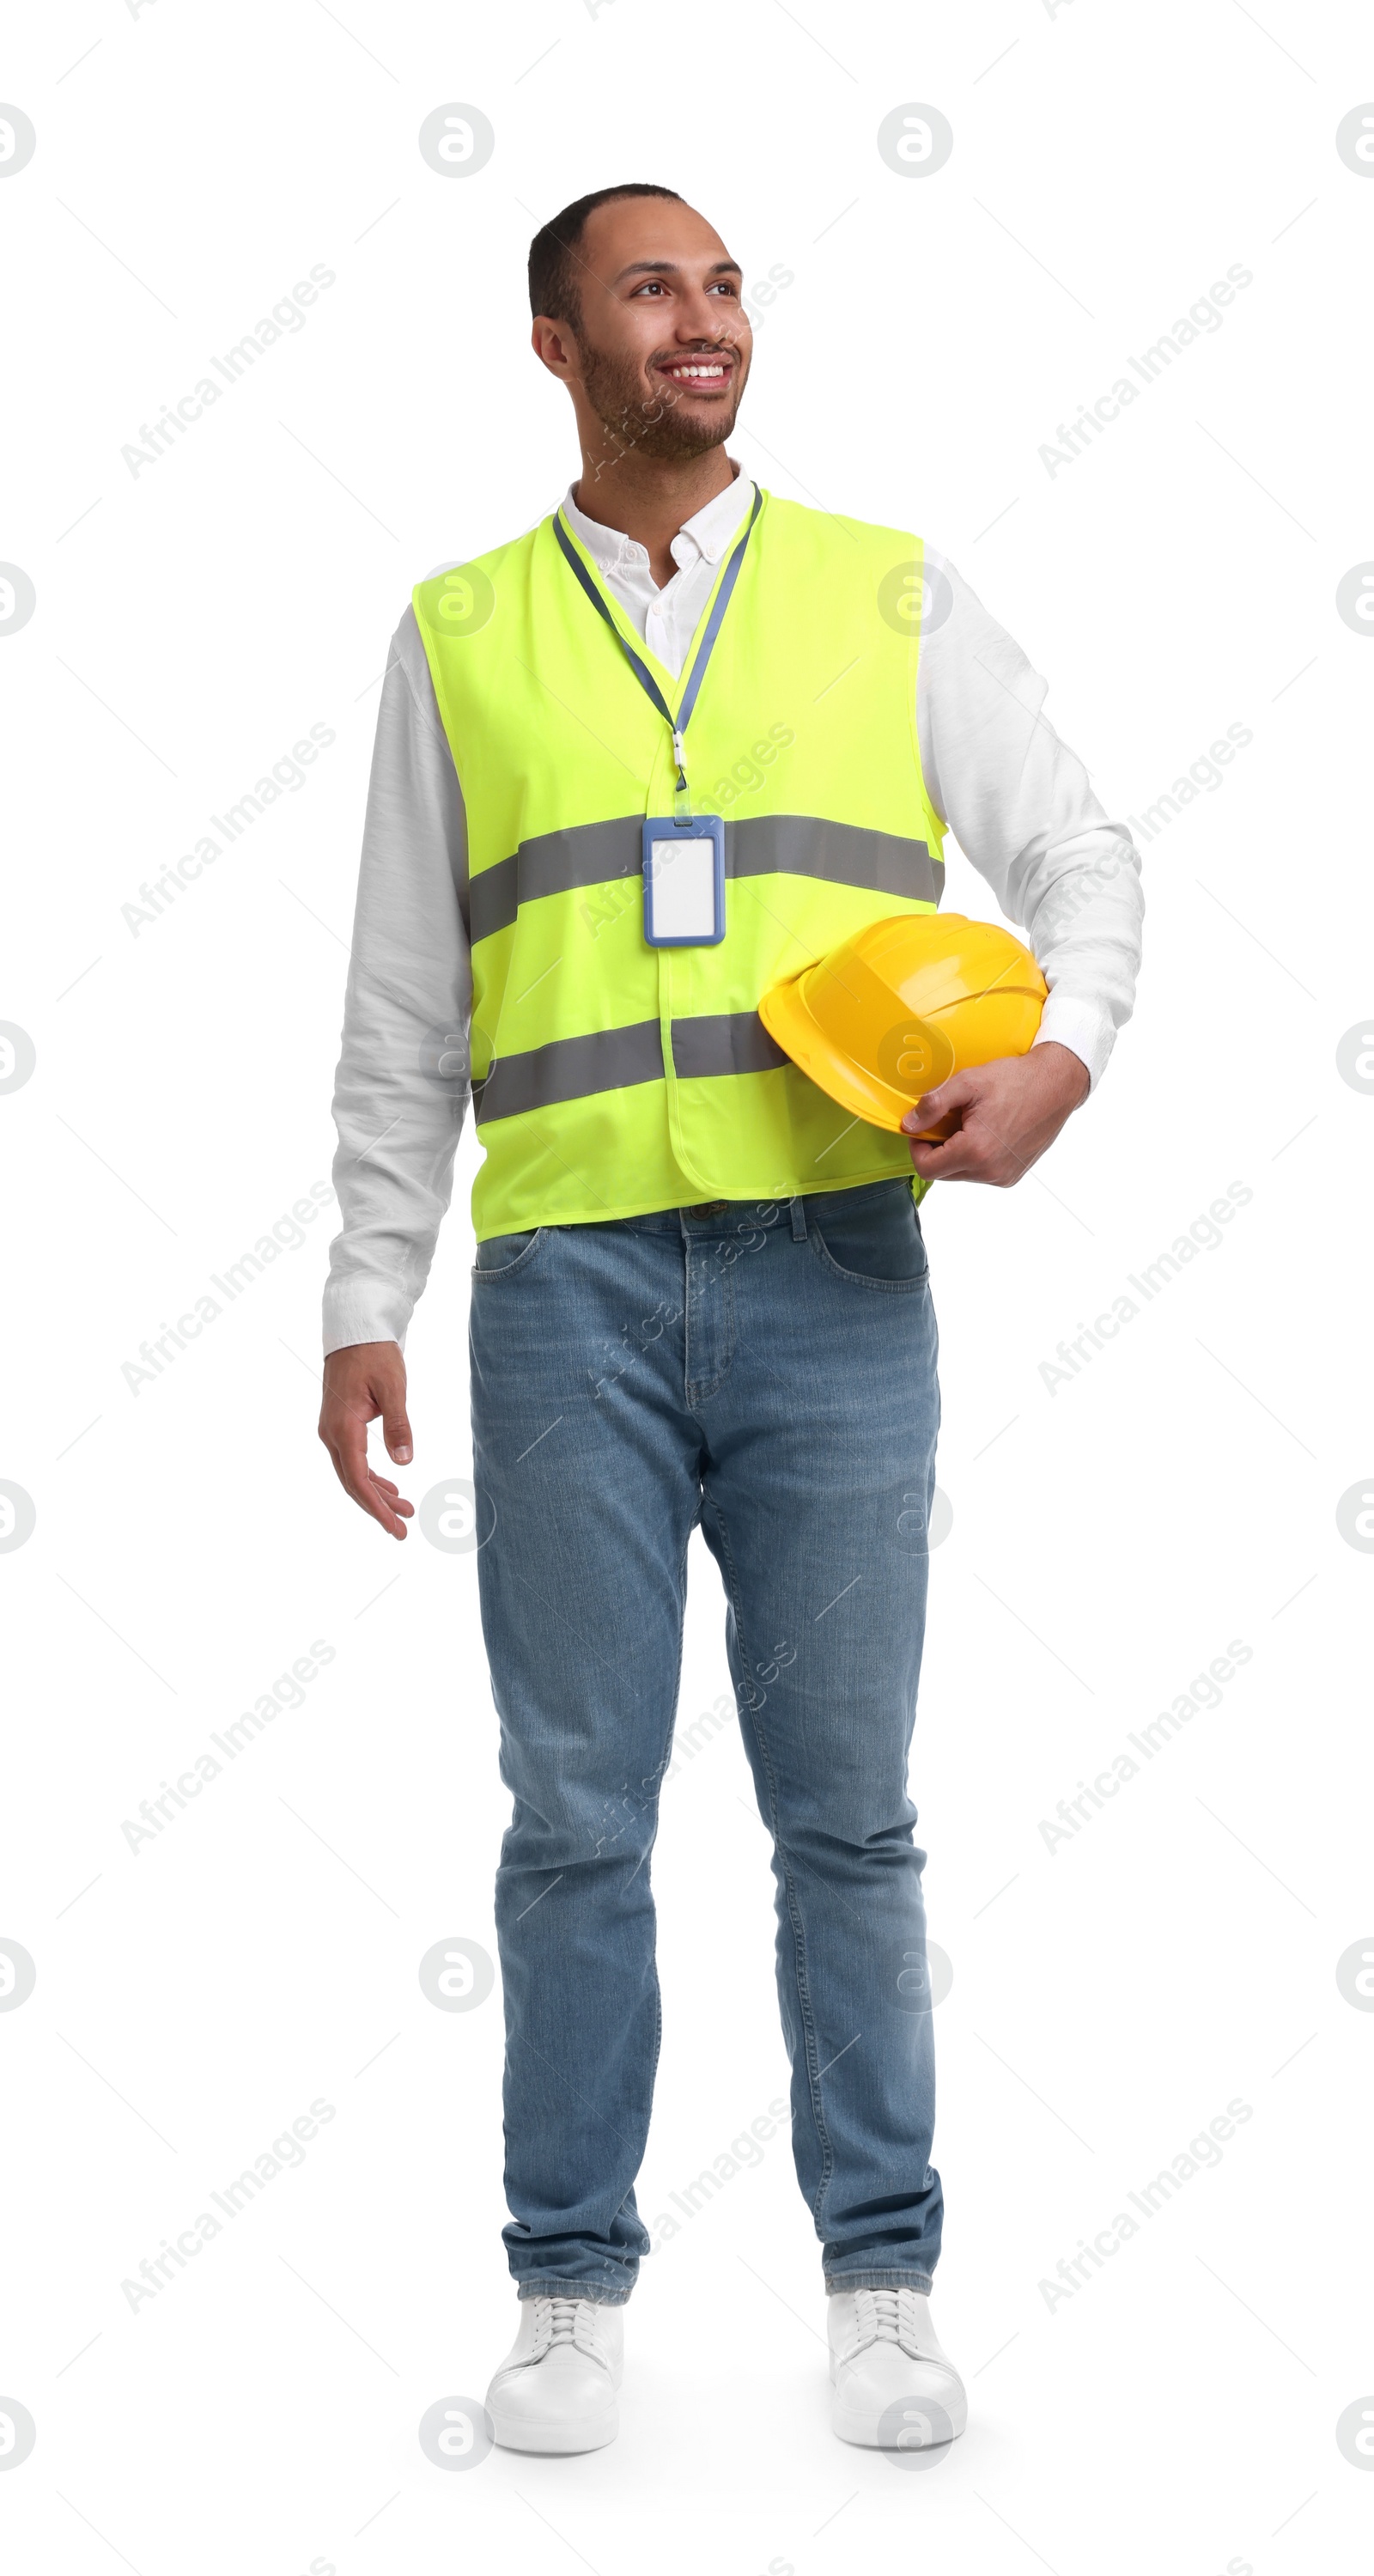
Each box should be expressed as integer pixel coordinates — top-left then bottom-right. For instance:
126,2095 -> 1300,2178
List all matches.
789,1196 -> 807,1242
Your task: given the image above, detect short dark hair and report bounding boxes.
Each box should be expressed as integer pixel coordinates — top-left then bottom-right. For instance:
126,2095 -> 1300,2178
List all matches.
528,184 -> 684,329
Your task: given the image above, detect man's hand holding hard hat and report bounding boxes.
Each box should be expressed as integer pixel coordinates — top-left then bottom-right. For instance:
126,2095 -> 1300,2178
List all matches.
759,910 -> 1090,1189
900,1043 -> 1090,1187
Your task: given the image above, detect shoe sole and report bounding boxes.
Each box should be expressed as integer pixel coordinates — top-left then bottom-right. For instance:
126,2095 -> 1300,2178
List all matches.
833,2412 -> 966,2450
489,2405 -> 619,2456
832,2386 -> 968,2449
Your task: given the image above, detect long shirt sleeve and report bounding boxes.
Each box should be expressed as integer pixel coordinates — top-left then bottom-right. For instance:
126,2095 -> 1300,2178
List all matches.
323,612 -> 471,1355
917,548 -> 1143,1089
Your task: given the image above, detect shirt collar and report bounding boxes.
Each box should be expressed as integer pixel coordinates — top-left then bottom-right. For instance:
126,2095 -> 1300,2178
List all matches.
560,462 -> 755,576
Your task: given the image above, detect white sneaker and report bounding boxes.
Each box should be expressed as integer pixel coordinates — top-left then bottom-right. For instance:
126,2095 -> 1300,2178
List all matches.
828,2287 -> 968,2451
485,2293 -> 623,2454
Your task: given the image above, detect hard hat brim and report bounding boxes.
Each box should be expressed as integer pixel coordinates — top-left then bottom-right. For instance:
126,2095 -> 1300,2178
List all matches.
759,974 -> 915,1134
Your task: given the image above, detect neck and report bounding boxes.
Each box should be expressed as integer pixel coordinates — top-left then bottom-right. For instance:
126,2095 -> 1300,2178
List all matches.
570,448 -> 737,586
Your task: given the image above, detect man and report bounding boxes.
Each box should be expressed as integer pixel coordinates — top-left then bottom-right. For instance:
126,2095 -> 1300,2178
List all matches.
319,182 -> 1142,2456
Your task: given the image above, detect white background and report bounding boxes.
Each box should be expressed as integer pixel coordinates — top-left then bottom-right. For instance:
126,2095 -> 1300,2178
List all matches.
2,1 -> 1372,2569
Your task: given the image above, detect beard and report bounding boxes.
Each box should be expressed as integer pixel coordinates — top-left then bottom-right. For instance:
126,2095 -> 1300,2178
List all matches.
575,332 -> 746,460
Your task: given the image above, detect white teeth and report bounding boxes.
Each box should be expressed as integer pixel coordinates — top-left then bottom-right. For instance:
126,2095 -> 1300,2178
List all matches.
666,362 -> 727,379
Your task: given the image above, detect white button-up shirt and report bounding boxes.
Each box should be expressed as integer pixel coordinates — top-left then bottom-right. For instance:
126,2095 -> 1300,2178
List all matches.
562,468 -> 757,678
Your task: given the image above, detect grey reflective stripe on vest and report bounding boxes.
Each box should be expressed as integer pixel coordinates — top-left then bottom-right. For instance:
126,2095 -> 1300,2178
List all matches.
472,1020 -> 662,1124
471,1012 -> 788,1124
669,1012 -> 787,1081
468,813 -> 942,946
470,819 -> 642,946
729,813 -> 942,904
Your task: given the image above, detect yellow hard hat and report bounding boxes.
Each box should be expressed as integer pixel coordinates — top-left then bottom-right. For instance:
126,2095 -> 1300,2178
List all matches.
759,912 -> 1048,1134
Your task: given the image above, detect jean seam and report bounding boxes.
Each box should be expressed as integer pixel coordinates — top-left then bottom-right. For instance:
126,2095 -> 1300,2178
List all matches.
824,2268 -> 935,2294
706,1493 -> 836,2226
515,2276 -> 631,2306
608,1507 -> 690,2275
645,1513 -> 694,2105
684,1244 -> 738,1406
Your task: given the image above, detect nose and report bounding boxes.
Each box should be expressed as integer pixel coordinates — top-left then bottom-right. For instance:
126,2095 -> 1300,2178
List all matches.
672,283 -> 740,345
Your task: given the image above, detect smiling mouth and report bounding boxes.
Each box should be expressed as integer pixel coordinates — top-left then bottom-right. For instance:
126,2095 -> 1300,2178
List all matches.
656,355 -> 734,389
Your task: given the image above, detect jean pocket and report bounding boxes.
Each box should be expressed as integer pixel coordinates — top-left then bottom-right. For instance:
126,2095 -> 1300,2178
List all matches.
810,1191 -> 928,1290
471,1227 -> 545,1280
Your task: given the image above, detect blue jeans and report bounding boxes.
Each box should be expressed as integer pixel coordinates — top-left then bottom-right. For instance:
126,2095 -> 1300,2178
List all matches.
469,1178 -> 944,2305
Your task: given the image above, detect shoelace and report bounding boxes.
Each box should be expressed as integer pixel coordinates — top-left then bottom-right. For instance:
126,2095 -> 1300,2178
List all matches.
840,2287 -> 936,2364
527,2297 -> 612,2369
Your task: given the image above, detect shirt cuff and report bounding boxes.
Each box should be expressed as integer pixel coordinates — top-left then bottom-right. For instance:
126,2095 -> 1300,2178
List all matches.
322,1282 -> 411,1358
1033,993 -> 1116,1092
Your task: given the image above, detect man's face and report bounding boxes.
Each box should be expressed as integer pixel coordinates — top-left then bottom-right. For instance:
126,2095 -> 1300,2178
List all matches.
535,197 -> 752,462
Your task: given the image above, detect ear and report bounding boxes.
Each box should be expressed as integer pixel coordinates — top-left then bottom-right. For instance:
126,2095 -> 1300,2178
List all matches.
532,316 -> 579,381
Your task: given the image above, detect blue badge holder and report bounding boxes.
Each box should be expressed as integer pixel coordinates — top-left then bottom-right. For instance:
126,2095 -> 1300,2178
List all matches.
641,813 -> 726,947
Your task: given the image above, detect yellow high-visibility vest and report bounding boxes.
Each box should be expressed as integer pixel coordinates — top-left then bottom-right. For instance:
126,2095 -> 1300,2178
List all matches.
414,490 -> 945,1236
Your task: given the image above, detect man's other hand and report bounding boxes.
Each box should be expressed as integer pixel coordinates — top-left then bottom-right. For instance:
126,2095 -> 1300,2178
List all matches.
903,1041 -> 1091,1187
319,1341 -> 415,1539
